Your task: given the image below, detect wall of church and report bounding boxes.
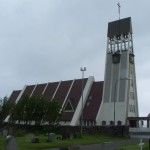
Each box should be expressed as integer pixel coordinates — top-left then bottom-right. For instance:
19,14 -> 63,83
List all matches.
103,54 -> 112,103
97,101 -> 127,125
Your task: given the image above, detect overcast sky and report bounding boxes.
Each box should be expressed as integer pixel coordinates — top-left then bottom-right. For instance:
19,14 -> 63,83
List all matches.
0,0 -> 150,117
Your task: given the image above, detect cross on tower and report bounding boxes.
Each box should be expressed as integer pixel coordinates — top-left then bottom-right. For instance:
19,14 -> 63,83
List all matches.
117,2 -> 121,19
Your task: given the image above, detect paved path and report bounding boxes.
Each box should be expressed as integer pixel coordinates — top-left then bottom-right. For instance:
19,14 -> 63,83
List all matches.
45,138 -> 142,150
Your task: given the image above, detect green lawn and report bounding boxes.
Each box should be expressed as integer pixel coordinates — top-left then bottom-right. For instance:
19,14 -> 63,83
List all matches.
0,133 -> 126,150
116,141 -> 149,150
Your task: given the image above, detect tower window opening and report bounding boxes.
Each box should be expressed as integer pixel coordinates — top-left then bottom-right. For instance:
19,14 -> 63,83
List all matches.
129,53 -> 135,64
110,121 -> 114,126
130,92 -> 134,100
122,42 -> 126,50
124,41 -> 128,50
117,121 -> 122,126
102,121 -> 106,126
117,36 -> 121,40
129,78 -> 133,87
112,53 -> 121,64
130,66 -> 133,76
124,35 -> 128,38
129,105 -> 135,113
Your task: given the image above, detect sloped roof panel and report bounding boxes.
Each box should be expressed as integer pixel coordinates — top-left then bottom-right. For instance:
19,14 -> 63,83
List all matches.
83,81 -> 104,120
8,90 -> 21,104
31,83 -> 47,97
61,78 -> 88,121
23,85 -> 35,96
42,82 -> 59,100
54,80 -> 73,104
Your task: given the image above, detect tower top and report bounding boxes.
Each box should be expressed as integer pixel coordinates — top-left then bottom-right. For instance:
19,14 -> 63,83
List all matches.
107,17 -> 132,38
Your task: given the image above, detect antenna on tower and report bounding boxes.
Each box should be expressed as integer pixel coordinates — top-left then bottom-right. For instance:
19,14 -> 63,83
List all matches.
117,2 -> 121,20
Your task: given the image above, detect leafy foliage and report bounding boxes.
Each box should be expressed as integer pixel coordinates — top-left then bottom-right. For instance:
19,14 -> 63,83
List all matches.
9,95 -> 62,125
0,96 -> 13,125
10,95 -> 27,124
43,99 -> 62,125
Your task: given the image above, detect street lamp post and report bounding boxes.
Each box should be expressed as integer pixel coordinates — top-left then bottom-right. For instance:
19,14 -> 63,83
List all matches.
114,77 -> 131,126
80,67 -> 86,134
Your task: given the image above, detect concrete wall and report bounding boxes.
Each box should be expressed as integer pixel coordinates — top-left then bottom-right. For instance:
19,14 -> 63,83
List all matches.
97,33 -> 139,125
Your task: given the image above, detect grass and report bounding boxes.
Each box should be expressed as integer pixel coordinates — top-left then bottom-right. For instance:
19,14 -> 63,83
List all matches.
116,141 -> 149,150
0,133 -> 127,150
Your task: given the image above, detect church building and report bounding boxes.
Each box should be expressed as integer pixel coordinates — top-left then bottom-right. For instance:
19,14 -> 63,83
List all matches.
8,17 -> 139,126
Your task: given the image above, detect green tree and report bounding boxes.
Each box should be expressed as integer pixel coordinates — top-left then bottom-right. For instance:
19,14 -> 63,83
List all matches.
43,99 -> 62,125
32,96 -> 47,125
9,95 -> 62,126
22,96 -> 36,125
10,95 -> 27,124
0,96 -> 13,125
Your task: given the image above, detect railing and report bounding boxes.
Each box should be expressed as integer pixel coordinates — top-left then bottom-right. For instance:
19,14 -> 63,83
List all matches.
129,127 -> 150,133
129,127 -> 150,139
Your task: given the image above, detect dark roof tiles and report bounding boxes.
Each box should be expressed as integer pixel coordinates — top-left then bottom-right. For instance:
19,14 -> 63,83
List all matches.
42,82 -> 59,100
83,81 -> 104,120
31,83 -> 47,97
67,78 -> 87,107
54,80 -> 73,104
23,85 -> 36,97
9,90 -> 21,104
8,78 -> 104,123
61,78 -> 88,121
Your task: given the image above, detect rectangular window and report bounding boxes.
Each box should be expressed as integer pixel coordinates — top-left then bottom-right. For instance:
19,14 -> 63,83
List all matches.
130,92 -> 134,100
129,105 -> 135,113
130,80 -> 134,87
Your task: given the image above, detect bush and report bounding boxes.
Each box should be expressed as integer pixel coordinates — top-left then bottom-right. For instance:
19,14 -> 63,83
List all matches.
73,132 -> 82,139
14,129 -> 26,137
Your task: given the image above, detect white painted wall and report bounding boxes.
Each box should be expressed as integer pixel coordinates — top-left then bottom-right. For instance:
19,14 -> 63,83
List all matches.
97,102 -> 126,125
59,121 -> 71,126
97,29 -> 139,125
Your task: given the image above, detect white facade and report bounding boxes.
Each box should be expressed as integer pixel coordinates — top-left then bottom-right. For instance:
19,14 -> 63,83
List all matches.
97,17 -> 139,126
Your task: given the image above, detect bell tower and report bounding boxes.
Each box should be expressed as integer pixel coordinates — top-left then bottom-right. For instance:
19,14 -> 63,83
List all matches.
97,17 -> 139,125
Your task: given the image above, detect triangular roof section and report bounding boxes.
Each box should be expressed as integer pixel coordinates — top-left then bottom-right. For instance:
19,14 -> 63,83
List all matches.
64,99 -> 74,112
